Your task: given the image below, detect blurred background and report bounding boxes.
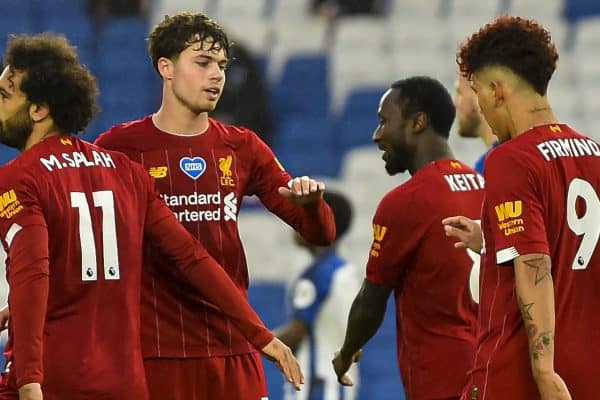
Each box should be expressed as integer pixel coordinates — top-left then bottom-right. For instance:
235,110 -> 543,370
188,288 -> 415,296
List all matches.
1,0 -> 599,398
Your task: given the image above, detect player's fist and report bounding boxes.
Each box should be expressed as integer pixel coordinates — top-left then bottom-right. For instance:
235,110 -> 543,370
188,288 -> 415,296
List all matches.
262,338 -> 304,391
278,176 -> 325,205
332,349 -> 362,386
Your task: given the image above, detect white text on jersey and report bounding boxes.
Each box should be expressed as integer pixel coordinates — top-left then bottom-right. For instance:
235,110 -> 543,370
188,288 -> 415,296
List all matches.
537,138 -> 600,161
444,173 -> 485,192
160,192 -> 238,223
40,151 -> 116,172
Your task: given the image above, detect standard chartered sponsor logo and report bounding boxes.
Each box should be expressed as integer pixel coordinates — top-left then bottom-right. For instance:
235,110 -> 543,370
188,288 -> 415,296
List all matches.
224,192 -> 237,221
161,192 -> 237,222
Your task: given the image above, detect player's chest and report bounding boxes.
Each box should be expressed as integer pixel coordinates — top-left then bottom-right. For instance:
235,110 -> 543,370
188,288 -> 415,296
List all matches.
134,146 -> 249,196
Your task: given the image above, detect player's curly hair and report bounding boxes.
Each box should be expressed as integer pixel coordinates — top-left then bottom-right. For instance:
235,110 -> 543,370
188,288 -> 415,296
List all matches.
391,76 -> 455,138
456,15 -> 558,95
4,33 -> 99,134
148,12 -> 230,75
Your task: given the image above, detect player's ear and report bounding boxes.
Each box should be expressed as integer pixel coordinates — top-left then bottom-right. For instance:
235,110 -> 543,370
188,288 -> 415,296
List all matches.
490,80 -> 504,108
29,102 -> 49,123
157,57 -> 174,81
412,111 -> 427,133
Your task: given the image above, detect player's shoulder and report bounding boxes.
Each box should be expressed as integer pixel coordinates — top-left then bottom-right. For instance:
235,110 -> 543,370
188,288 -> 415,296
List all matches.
209,117 -> 264,148
81,138 -> 135,164
376,183 -> 413,215
95,115 -> 152,148
0,141 -> 53,180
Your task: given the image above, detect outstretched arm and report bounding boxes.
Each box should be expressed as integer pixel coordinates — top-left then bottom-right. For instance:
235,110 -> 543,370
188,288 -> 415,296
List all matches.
145,200 -> 303,389
514,253 -> 571,400
333,279 -> 392,386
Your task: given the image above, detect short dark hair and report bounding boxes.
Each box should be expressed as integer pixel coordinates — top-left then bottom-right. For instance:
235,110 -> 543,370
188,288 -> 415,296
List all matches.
4,33 -> 99,134
323,191 -> 353,240
457,15 -> 558,95
148,12 -> 230,75
391,76 -> 455,138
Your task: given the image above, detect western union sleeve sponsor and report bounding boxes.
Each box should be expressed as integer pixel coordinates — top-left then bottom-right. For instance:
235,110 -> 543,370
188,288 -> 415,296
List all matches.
494,200 -> 525,236
370,224 -> 388,257
0,190 -> 23,219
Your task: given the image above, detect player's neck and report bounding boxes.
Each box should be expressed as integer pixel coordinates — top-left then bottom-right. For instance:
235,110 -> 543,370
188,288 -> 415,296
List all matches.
153,103 -> 210,136
411,134 -> 453,175
507,95 -> 558,139
24,123 -> 60,151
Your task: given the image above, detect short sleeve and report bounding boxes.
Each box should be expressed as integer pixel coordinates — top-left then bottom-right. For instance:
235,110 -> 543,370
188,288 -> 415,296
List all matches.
0,168 -> 46,246
484,148 -> 549,264
366,190 -> 419,287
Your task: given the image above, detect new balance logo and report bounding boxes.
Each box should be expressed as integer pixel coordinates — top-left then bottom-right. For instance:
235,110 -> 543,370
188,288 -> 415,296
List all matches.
149,166 -> 168,179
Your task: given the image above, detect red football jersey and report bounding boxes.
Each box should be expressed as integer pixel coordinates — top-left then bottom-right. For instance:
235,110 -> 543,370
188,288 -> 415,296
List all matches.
0,136 -> 272,399
466,124 -> 600,400
366,160 -> 482,399
95,116 -> 335,358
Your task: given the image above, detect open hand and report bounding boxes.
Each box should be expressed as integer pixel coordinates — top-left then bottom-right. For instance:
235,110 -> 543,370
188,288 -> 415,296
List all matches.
262,338 -> 304,390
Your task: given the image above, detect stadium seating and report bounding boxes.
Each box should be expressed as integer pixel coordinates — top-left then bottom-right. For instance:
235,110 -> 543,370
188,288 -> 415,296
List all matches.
213,0 -> 267,20
269,55 -> 330,122
1,1 -> 600,397
447,0 -> 505,19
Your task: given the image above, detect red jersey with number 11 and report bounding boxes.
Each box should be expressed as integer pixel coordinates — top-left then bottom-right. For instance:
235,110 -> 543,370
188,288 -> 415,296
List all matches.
0,136 -> 272,400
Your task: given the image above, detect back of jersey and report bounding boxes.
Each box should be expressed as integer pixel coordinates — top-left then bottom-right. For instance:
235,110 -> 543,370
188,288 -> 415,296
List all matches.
483,124 -> 600,399
0,136 -> 150,399
532,125 -> 600,399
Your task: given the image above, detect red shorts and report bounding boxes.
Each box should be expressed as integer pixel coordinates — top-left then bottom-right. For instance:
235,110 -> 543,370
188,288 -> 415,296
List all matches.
144,352 -> 268,400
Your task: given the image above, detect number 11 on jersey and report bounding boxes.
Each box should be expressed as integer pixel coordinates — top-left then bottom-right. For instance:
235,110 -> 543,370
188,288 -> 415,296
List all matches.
71,191 -> 120,281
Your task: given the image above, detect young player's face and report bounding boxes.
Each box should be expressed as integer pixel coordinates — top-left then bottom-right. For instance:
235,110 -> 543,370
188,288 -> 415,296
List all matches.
0,67 -> 34,150
454,76 -> 483,138
170,37 -> 228,114
373,89 -> 412,175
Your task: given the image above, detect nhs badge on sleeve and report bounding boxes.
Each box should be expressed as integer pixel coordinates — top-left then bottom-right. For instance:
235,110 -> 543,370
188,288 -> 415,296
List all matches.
179,156 -> 207,180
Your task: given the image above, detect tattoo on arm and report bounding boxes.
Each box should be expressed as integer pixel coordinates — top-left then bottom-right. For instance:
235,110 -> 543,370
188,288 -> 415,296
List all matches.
518,296 -> 534,321
531,330 -> 553,360
523,256 -> 551,285
518,297 -> 553,360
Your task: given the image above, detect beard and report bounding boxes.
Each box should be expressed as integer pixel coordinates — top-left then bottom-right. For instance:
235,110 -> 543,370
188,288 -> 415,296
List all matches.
384,145 -> 410,176
0,103 -> 34,151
